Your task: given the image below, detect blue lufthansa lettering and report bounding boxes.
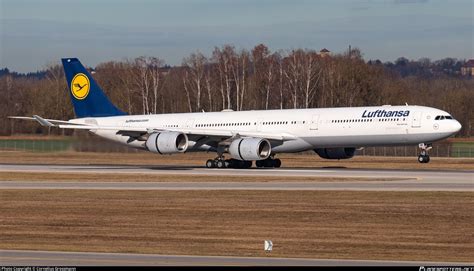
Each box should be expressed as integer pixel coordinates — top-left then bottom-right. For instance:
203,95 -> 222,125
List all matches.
362,109 -> 410,118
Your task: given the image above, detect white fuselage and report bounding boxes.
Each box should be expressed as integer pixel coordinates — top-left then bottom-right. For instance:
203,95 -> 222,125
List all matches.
72,105 -> 462,154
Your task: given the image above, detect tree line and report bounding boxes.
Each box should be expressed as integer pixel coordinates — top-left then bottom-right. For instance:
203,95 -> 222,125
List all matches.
0,44 -> 472,137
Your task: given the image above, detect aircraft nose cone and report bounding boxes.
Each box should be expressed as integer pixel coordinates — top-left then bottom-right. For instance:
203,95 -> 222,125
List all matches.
454,121 -> 462,132
453,120 -> 462,133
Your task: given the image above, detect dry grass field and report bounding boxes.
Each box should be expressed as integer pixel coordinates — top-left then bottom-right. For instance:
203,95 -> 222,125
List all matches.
0,172 -> 408,183
1,190 -> 472,262
0,151 -> 473,170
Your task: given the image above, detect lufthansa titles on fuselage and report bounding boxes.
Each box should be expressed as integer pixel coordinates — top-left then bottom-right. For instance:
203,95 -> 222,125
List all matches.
362,109 -> 410,118
125,119 -> 149,123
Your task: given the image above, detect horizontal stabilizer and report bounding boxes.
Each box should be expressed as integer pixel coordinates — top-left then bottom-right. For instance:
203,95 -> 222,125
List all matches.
8,116 -> 86,126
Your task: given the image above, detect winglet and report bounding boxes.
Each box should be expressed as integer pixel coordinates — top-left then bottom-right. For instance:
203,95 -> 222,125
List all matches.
33,115 -> 55,127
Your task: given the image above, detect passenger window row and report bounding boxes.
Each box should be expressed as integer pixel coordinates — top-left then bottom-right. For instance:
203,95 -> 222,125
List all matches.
332,118 -> 407,123
263,121 -> 305,125
379,118 -> 404,122
197,122 -> 251,127
332,119 -> 373,123
196,121 -> 305,127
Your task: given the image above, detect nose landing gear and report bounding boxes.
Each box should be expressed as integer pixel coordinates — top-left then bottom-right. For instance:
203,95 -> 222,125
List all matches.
418,143 -> 432,163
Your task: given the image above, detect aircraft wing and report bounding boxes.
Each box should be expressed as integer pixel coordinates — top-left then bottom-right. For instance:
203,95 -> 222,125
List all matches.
58,124 -> 296,141
10,115 -> 297,141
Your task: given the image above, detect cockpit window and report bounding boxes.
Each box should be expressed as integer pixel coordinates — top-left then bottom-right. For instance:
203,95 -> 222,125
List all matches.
435,115 -> 453,120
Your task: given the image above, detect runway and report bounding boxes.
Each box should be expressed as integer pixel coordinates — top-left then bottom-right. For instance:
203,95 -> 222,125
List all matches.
1,250 -> 471,266
0,164 -> 472,191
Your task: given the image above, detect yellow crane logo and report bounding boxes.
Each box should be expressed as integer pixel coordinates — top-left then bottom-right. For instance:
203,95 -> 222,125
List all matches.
71,73 -> 90,100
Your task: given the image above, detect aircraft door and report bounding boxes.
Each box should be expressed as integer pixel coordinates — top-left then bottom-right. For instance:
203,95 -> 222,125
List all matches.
411,112 -> 422,128
185,118 -> 195,129
310,115 -> 319,130
257,118 -> 264,132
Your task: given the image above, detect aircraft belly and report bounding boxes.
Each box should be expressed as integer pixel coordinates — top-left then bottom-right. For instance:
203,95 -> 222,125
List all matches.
304,132 -> 454,148
92,130 -> 145,149
271,139 -> 313,153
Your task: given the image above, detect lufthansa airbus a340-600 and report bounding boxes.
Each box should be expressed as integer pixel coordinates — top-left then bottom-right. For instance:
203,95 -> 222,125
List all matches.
10,58 -> 462,168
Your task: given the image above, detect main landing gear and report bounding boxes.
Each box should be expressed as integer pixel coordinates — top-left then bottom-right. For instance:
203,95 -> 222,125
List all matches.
418,143 -> 432,163
205,155 -> 282,169
206,157 -> 252,169
255,157 -> 281,168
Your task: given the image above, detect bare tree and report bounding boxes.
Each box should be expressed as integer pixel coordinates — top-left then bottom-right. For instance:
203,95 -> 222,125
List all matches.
251,44 -> 277,110
212,45 -> 235,110
204,66 -> 214,111
132,56 -> 150,114
302,51 -> 322,108
119,62 -> 135,114
182,52 -> 206,112
276,52 -> 285,109
45,64 -> 68,120
182,69 -> 193,112
149,57 -> 165,114
284,50 -> 303,109
230,49 -> 249,111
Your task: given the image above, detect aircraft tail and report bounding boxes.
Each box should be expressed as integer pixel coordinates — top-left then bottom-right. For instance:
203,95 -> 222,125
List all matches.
61,58 -> 127,118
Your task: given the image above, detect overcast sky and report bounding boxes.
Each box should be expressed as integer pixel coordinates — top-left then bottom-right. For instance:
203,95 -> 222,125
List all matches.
1,0 -> 473,73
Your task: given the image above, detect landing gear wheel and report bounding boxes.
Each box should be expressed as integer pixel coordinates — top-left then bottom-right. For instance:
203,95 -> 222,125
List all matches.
273,159 -> 281,168
418,155 -> 430,163
226,160 -> 252,169
206,159 -> 215,168
263,159 -> 274,168
256,157 -> 282,168
227,159 -> 236,168
217,160 -> 226,168
418,155 -> 425,163
243,161 -> 252,168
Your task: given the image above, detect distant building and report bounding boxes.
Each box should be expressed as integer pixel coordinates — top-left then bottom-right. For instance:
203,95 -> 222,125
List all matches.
319,48 -> 331,58
461,59 -> 474,76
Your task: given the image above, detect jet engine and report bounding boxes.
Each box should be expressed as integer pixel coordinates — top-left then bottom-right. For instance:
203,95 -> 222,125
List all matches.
314,147 -> 356,159
228,137 -> 271,161
145,132 -> 188,154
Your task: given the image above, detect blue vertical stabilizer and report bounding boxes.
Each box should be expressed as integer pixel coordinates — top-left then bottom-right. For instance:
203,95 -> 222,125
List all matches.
61,58 -> 127,118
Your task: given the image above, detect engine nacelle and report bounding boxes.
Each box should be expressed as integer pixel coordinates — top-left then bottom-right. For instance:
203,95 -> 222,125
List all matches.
228,137 -> 272,161
314,147 -> 356,160
145,132 -> 188,154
